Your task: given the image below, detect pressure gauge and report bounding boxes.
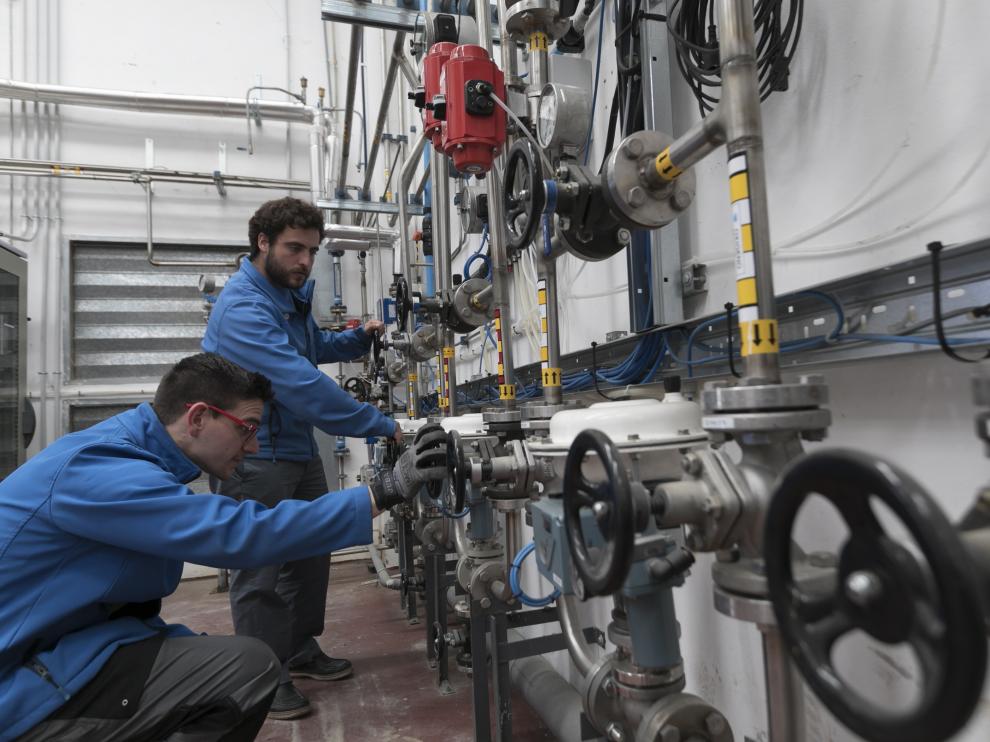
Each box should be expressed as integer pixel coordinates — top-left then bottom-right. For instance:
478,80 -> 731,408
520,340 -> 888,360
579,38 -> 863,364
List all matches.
536,83 -> 592,150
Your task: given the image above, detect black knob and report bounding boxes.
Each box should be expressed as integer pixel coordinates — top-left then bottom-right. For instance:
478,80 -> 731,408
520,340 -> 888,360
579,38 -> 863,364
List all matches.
663,375 -> 682,394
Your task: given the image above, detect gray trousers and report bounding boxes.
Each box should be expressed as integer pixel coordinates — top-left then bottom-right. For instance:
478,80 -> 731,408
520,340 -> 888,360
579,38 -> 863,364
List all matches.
19,635 -> 279,741
222,456 -> 331,684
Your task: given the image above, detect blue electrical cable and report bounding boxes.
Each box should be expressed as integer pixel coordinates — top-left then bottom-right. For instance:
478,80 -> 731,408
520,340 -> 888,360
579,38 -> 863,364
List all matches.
509,542 -> 560,607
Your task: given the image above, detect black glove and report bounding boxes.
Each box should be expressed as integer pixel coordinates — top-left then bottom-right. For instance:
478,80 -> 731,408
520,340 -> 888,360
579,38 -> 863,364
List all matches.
369,424 -> 448,510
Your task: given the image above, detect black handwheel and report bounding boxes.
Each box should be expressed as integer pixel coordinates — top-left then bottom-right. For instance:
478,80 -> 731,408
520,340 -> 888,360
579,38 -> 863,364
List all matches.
765,449 -> 987,742
393,275 -> 412,331
563,429 -> 634,597
371,332 -> 383,368
502,139 -> 545,252
447,430 -> 468,513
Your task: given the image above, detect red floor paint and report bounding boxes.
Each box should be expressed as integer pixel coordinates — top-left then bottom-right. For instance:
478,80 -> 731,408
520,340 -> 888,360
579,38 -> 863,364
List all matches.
162,559 -> 555,741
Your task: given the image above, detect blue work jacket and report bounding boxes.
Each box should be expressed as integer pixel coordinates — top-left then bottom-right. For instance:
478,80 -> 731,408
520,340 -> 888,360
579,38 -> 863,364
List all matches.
202,260 -> 395,461
0,403 -> 372,740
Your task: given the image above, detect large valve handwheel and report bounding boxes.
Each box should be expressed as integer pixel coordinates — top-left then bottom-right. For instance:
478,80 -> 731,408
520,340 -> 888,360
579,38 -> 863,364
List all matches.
502,139 -> 545,252
563,429 -> 635,597
393,275 -> 413,331
765,449 -> 987,742
371,332 -> 384,369
447,430 -> 468,513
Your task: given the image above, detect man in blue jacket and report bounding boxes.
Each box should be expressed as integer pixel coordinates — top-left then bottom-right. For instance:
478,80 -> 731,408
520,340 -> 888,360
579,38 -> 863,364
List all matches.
0,353 -> 447,741
202,196 -> 404,718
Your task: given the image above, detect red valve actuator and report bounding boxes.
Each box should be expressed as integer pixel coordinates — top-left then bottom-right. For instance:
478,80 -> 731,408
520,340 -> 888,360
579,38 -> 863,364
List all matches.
423,42 -> 457,148
440,45 -> 506,175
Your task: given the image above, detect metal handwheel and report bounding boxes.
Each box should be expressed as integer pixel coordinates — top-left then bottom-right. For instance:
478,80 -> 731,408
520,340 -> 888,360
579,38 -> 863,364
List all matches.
563,429 -> 635,597
764,448 -> 987,742
502,139 -> 545,252
446,430 -> 469,513
393,275 -> 413,331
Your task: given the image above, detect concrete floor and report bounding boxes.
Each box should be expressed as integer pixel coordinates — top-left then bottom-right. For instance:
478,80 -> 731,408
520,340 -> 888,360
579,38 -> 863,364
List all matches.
161,559 -> 555,742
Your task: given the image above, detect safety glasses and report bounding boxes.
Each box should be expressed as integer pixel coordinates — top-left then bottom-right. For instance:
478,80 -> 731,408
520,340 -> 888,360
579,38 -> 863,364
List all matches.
185,402 -> 259,441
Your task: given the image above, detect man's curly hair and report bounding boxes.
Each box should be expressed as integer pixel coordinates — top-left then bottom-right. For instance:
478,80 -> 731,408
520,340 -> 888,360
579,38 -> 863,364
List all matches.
248,197 -> 325,259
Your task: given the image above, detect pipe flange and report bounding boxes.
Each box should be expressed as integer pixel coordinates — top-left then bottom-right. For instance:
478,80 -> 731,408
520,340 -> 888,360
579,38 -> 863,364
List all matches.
456,555 -> 475,592
701,409 -> 832,436
409,324 -> 439,362
419,517 -> 449,554
504,0 -> 569,41
634,692 -> 734,742
581,656 -> 624,737
468,559 -> 506,601
483,409 -> 523,425
558,221 -> 632,262
602,130 -> 696,230
614,663 -> 685,693
701,377 -> 830,414
452,277 -> 495,329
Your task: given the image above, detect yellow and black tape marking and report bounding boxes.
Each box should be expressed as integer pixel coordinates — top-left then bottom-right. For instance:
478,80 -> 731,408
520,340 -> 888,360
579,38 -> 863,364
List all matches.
529,32 -> 549,52
542,367 -> 562,388
499,383 -> 517,400
728,153 -> 760,318
442,346 -> 455,359
654,148 -> 682,181
739,318 -> 779,356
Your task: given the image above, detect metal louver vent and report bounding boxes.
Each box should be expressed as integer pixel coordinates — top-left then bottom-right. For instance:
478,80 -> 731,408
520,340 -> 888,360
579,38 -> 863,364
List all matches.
71,241 -> 243,382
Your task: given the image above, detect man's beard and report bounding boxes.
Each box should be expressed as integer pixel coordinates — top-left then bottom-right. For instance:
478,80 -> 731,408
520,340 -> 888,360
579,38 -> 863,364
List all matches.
264,251 -> 306,289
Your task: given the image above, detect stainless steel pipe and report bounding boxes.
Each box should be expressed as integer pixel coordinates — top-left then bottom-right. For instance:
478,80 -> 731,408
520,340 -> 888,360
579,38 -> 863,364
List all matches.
360,32 -> 406,202
0,78 -> 315,122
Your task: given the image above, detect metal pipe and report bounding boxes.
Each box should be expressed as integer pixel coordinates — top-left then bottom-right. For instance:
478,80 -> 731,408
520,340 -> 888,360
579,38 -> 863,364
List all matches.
504,509 -> 522,576
558,594 -> 596,678
141,182 -> 241,268
718,0 -> 779,382
414,160 -> 430,202
431,148 -> 458,415
335,25 -> 364,220
0,78 -> 315,122
309,121 -> 326,202
368,544 -> 401,589
480,0 -> 518,403
397,131 -> 428,281
397,53 -> 418,89
453,515 -> 470,557
759,625 -> 806,742
0,157 -> 310,190
540,258 -> 563,405
361,32 -> 406,201
358,251 -> 369,321
666,114 -> 726,174
508,646 -> 585,742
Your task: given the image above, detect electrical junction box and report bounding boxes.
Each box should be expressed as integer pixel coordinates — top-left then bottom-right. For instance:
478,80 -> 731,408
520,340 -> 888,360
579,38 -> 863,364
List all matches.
530,496 -> 603,595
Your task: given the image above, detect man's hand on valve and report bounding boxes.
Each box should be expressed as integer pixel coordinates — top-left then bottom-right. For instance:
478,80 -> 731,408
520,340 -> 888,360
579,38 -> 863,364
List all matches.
369,424 -> 447,513
364,319 -> 385,336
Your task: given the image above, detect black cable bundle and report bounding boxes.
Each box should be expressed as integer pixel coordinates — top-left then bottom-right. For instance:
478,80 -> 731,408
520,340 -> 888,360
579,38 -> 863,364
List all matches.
668,0 -> 804,117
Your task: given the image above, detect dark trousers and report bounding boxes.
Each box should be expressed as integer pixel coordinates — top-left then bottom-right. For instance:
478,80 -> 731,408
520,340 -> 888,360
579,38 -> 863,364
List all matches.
19,635 -> 279,741
222,456 -> 331,684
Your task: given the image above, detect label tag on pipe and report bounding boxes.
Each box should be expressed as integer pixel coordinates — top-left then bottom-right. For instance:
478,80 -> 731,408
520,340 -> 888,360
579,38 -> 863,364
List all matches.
739,319 -> 779,356
499,384 -> 516,400
542,367 -> 562,388
442,346 -> 455,359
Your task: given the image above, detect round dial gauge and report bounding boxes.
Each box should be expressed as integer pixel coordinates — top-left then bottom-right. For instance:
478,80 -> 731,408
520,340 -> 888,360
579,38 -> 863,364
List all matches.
537,85 -> 558,148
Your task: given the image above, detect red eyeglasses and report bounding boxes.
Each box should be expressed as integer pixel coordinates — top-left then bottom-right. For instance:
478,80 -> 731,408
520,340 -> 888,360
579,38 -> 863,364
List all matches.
185,402 -> 259,441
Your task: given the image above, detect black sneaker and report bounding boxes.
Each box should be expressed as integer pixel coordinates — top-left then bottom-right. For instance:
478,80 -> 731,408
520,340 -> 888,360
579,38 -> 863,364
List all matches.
267,682 -> 311,720
288,655 -> 353,681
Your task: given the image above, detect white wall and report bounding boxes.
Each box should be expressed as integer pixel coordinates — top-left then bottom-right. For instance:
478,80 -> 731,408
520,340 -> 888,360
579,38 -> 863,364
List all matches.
3,1 -> 990,740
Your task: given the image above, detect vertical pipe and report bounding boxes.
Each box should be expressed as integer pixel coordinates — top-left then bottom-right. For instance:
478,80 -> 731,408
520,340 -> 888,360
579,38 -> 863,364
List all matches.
361,32 -> 406,202
334,25 -> 364,221
397,131 -> 427,418
718,0 -> 779,383
760,626 -> 806,742
309,122 -> 325,202
538,259 -> 563,405
479,0 -> 517,406
431,148 -> 458,416
504,509 -> 522,576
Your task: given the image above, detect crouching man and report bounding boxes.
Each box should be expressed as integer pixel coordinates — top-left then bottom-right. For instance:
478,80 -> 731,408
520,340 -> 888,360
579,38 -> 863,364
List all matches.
0,353 -> 445,741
